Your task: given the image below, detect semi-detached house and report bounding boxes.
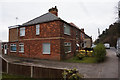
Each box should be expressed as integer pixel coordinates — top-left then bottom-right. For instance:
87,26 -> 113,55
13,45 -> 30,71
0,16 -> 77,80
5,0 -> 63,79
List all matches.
2,6 -> 92,60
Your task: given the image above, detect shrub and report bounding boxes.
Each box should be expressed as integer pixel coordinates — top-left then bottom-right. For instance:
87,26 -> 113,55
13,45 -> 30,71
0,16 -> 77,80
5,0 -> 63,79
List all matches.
62,68 -> 83,80
77,53 -> 85,60
77,50 -> 93,58
87,50 -> 93,57
93,43 -> 106,62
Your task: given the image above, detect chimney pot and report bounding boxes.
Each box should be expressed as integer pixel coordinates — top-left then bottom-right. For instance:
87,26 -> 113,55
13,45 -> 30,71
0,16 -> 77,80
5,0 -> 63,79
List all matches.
48,6 -> 58,16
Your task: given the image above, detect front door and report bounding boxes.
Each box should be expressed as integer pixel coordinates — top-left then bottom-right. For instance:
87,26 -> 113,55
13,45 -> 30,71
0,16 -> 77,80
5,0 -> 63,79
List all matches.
4,44 -> 7,54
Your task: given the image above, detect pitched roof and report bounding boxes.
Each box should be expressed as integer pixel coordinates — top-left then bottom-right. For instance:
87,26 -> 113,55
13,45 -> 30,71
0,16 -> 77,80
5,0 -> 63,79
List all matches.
22,12 -> 61,26
69,22 -> 80,29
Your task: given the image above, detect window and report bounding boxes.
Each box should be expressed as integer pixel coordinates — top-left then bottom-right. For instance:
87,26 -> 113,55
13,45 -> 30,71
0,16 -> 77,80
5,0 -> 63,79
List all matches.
20,27 -> 25,36
76,31 -> 79,39
19,43 -> 24,53
4,44 -> 7,49
64,42 -> 71,53
64,24 -> 70,35
10,44 -> 16,52
1,44 -> 3,49
82,33 -> 84,39
43,43 -> 50,54
36,25 -> 40,35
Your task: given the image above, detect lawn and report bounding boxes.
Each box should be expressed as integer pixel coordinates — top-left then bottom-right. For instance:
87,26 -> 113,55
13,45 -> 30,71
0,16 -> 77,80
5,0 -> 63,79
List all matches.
63,56 -> 97,63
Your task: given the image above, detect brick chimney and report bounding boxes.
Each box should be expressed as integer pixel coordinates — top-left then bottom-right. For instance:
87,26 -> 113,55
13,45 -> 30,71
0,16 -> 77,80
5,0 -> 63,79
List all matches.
48,6 -> 58,16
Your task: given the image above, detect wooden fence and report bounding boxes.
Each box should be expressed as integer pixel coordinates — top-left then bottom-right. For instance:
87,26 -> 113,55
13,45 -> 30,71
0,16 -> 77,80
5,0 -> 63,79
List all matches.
2,58 -> 64,79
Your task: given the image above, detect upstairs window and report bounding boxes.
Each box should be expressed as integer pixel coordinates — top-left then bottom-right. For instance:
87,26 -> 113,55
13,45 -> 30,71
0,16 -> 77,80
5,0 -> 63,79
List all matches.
10,44 -> 16,52
19,43 -> 24,53
36,25 -> 40,35
64,42 -> 71,53
64,24 -> 70,35
76,31 -> 79,39
20,27 -> 25,36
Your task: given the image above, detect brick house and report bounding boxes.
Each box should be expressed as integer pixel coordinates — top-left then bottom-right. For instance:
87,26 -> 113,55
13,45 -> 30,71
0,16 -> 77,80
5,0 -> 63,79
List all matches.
2,6 -> 92,60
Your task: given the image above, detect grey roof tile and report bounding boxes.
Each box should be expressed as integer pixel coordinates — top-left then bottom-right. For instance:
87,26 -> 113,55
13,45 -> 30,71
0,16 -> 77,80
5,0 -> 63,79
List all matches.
22,12 -> 61,26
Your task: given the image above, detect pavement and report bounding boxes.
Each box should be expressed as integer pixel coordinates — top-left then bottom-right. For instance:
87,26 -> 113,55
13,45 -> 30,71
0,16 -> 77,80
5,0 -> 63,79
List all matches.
0,47 -> 119,78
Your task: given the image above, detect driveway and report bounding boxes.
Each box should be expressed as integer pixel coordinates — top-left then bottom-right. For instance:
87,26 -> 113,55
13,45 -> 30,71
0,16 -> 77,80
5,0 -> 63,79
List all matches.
0,47 -> 119,78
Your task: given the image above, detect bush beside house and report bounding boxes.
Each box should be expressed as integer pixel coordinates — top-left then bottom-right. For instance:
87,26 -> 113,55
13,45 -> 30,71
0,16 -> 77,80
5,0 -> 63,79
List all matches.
93,43 -> 106,62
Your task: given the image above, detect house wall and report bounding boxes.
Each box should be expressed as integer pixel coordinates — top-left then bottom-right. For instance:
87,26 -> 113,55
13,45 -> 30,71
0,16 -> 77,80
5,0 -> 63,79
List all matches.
84,38 -> 92,48
9,28 -> 18,42
8,39 -> 61,60
8,21 -> 62,60
60,22 -> 81,59
18,21 -> 61,40
7,20 -> 83,60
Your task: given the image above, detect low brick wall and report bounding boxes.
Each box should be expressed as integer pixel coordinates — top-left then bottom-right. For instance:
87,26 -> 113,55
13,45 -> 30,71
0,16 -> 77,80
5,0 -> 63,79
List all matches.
2,58 -> 64,79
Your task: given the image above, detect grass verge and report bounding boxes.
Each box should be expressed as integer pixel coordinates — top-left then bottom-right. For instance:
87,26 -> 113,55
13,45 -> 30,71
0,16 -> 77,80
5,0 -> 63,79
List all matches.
1,73 -> 35,80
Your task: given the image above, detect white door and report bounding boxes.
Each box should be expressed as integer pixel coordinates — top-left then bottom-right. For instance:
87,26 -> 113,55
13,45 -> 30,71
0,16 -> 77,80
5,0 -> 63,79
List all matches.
4,44 -> 7,54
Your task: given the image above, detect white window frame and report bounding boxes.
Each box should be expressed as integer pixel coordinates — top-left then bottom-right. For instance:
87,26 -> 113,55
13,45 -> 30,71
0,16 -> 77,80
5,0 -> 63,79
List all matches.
64,24 -> 71,35
43,43 -> 51,54
64,42 -> 71,53
10,44 -> 17,52
36,24 -> 40,35
19,43 -> 24,53
20,27 -> 25,36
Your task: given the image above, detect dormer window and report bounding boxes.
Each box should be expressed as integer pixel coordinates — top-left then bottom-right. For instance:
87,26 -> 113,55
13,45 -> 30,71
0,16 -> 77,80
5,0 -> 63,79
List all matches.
20,27 -> 25,36
36,25 -> 40,35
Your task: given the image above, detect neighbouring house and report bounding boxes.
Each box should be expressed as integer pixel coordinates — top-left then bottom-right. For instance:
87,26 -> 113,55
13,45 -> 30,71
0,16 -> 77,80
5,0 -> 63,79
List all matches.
2,6 -> 92,60
84,33 -> 92,48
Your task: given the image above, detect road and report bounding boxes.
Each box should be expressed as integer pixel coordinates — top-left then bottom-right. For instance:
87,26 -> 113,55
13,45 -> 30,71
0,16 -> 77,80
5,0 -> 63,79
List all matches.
35,47 -> 119,78
34,47 -> 119,78
96,47 -> 118,78
0,47 -> 119,78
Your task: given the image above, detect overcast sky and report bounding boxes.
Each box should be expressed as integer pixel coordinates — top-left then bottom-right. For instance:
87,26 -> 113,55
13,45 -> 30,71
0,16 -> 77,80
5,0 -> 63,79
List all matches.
0,0 -> 119,42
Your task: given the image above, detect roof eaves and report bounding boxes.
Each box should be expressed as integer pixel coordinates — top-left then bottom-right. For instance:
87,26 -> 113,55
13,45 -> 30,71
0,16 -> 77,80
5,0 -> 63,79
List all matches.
8,25 -> 21,29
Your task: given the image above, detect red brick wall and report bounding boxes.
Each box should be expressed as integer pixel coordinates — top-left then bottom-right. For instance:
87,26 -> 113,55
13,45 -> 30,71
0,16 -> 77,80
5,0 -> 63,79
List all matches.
9,28 -> 18,42
7,20 -> 82,60
60,22 -> 81,59
8,39 -> 61,60
18,21 -> 61,40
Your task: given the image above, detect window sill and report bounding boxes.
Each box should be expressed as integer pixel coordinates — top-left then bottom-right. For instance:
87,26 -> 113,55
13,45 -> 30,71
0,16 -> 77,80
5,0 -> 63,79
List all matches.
19,51 -> 24,53
43,53 -> 50,55
20,35 -> 25,37
65,51 -> 71,54
64,33 -> 71,36
10,51 -> 17,52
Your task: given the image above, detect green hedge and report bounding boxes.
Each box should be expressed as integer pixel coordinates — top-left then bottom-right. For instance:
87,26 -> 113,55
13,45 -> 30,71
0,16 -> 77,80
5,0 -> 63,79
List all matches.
93,43 -> 106,62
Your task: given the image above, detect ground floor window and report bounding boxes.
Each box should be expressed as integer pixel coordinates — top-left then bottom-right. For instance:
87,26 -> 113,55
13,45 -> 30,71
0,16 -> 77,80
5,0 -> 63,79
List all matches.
64,42 -> 71,53
10,44 -> 16,52
19,43 -> 24,53
43,43 -> 50,54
